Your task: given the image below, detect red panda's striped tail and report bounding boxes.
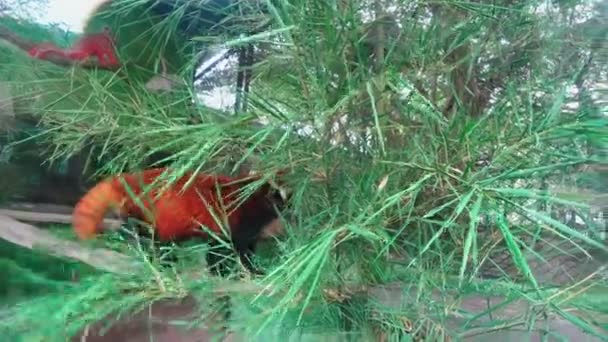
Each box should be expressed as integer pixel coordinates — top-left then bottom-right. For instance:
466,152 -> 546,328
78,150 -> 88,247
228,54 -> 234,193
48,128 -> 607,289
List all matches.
72,179 -> 126,240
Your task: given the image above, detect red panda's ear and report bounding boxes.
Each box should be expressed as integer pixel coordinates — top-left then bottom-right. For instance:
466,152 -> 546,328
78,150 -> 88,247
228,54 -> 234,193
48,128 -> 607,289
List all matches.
271,181 -> 289,201
269,177 -> 290,202
246,168 -> 290,201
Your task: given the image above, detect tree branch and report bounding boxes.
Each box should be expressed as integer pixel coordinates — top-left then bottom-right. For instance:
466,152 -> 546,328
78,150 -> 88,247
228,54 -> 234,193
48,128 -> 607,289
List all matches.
0,207 -> 122,229
0,214 -> 138,274
0,25 -> 35,51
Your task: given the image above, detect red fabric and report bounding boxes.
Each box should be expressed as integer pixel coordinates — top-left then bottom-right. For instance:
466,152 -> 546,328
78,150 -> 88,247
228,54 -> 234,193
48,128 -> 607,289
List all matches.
68,31 -> 119,67
27,31 -> 119,68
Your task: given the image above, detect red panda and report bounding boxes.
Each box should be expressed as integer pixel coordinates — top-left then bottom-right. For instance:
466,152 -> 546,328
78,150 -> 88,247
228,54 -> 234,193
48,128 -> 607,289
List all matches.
72,167 -> 289,275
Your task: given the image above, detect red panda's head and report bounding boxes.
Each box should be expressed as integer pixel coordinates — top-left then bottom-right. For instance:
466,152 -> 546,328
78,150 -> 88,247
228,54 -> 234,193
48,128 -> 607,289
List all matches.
244,169 -> 291,240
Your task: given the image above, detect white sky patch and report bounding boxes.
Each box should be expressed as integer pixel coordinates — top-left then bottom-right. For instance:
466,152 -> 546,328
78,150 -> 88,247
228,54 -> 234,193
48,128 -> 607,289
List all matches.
38,0 -> 105,32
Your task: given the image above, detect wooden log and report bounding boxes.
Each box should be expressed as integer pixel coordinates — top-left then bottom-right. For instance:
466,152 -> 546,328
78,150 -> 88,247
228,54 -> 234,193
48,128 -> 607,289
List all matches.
0,214 -> 138,274
0,202 -> 122,230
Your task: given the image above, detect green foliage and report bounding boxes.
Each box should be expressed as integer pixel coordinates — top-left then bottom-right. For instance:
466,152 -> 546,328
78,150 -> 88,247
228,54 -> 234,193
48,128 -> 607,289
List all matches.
0,16 -> 70,84
0,237 -> 97,304
0,15 -> 68,47
0,17 -> 72,202
0,0 -> 607,341
83,0 -> 258,84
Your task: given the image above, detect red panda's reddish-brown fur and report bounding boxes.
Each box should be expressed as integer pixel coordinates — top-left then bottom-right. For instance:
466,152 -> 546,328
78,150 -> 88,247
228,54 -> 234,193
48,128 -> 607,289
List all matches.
72,167 -> 286,242
72,167 -> 288,275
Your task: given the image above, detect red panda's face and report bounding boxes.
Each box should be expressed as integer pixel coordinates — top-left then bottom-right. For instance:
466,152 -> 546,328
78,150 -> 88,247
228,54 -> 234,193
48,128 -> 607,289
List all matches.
257,181 -> 290,240
259,217 -> 285,239
264,180 -> 290,211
